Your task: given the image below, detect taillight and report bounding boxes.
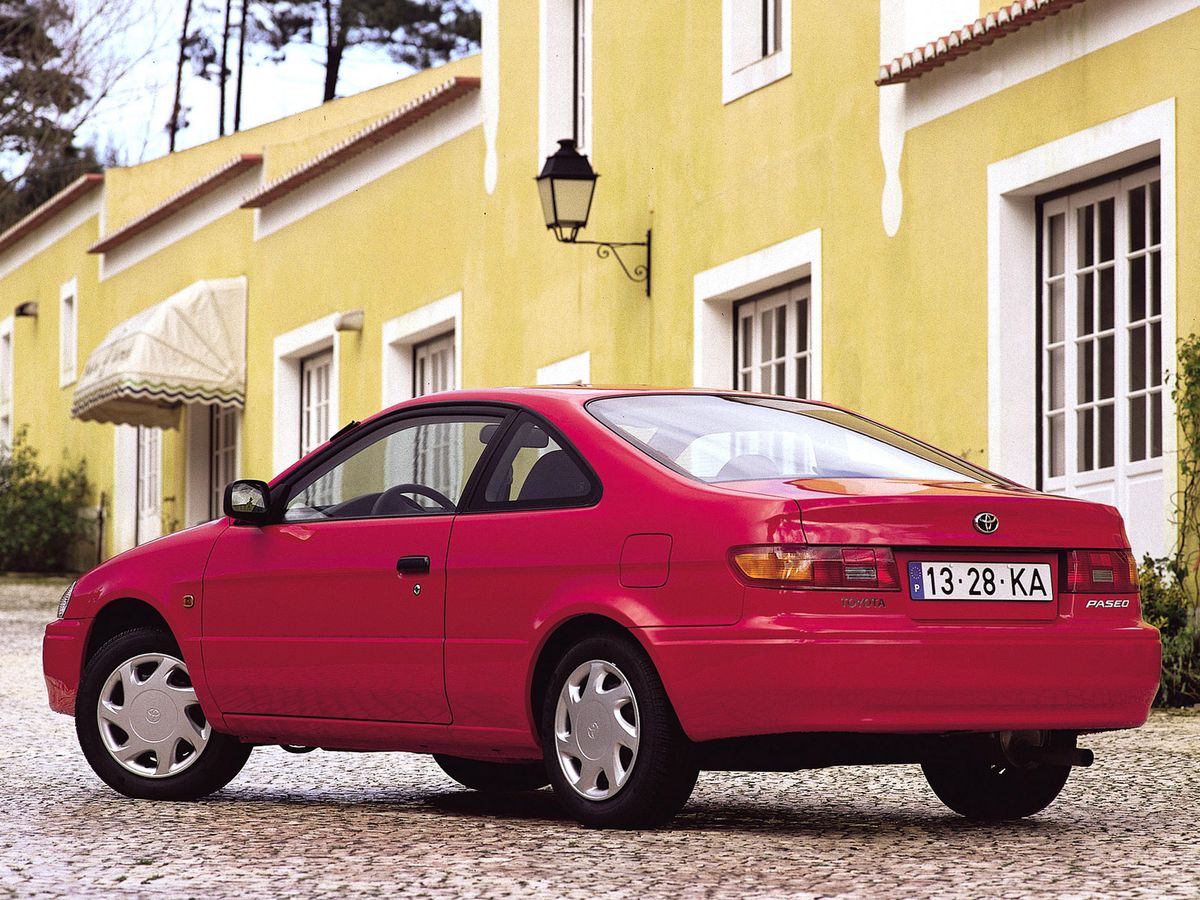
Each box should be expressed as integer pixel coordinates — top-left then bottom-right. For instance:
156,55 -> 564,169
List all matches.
731,546 -> 900,590
1064,549 -> 1138,593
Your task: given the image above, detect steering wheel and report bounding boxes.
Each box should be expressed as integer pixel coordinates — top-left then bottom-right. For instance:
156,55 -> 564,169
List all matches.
370,483 -> 457,516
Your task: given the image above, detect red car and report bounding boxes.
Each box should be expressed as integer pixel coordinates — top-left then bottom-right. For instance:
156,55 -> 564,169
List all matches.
44,389 -> 1161,828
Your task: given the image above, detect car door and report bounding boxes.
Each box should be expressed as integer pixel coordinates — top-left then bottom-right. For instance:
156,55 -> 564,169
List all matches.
201,409 -> 507,724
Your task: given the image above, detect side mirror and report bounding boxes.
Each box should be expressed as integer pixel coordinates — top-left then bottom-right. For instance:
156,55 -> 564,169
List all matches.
223,479 -> 272,525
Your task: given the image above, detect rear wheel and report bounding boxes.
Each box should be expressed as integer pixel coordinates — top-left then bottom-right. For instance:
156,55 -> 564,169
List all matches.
76,627 -> 252,800
433,755 -> 549,792
541,634 -> 698,829
922,758 -> 1071,820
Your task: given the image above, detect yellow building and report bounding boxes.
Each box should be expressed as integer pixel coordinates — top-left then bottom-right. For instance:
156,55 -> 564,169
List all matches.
0,0 -> 1192,565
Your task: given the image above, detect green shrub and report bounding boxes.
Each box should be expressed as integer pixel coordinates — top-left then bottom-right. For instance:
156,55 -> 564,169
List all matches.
0,427 -> 91,573
1138,556 -> 1200,707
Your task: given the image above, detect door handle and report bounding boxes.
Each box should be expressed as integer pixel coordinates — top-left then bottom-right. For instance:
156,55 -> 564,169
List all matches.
396,555 -> 431,574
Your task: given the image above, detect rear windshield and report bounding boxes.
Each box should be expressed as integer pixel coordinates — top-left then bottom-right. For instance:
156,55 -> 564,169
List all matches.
587,394 -> 994,484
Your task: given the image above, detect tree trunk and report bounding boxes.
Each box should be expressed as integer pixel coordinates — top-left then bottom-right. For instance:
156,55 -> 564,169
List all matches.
218,0 -> 233,136
321,0 -> 345,103
233,0 -> 248,131
168,0 -> 195,152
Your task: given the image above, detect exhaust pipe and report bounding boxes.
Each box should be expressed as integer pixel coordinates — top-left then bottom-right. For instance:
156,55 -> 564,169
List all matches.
999,731 -> 1093,768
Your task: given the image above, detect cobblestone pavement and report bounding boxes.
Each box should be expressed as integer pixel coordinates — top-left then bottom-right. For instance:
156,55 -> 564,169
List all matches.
2,580 -> 1199,899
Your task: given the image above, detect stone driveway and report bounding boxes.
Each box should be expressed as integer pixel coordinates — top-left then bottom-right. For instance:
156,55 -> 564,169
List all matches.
2,579 -> 1198,898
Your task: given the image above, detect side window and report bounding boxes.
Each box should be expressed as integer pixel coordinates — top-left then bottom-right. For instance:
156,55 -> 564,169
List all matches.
284,414 -> 503,521
480,416 -> 596,508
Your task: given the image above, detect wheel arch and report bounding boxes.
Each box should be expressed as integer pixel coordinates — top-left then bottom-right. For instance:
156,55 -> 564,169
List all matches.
527,613 -> 658,729
84,597 -> 177,665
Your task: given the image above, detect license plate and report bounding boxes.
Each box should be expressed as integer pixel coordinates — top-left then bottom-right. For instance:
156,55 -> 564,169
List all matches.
907,561 -> 1053,602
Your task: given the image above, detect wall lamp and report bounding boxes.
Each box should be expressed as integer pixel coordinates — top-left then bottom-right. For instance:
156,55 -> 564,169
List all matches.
536,139 -> 651,296
14,301 -> 38,317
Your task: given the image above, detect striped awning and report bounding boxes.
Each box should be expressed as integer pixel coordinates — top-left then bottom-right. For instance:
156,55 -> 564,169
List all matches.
71,278 -> 246,429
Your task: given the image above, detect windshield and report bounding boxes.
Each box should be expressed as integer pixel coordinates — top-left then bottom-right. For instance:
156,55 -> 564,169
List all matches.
588,394 -> 995,484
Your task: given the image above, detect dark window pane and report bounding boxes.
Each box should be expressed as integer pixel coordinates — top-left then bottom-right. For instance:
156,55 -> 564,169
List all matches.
1049,414 -> 1064,478
796,298 -> 809,352
1078,341 -> 1094,402
1150,180 -> 1161,246
1099,198 -> 1114,261
1049,280 -> 1065,343
1152,251 -> 1162,317
1049,346 -> 1064,409
759,308 -> 773,360
1078,408 -> 1094,471
774,362 -> 785,395
1078,272 -> 1094,335
1099,268 -> 1114,331
796,359 -> 808,399
739,317 -> 752,370
1099,335 -> 1114,399
1129,186 -> 1146,252
774,307 -> 785,359
1151,321 -> 1162,385
1049,213 -> 1065,276
1099,404 -> 1114,468
1130,256 -> 1146,322
1130,325 -> 1146,391
1078,205 -> 1095,266
1130,396 -> 1146,462
1151,392 -> 1162,458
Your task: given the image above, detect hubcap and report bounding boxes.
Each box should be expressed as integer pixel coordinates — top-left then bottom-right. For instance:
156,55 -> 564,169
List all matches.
554,659 -> 640,800
96,652 -> 211,779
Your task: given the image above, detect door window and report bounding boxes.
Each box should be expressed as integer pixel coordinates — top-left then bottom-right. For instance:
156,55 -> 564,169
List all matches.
1040,166 -> 1164,554
284,414 -> 504,521
209,405 -> 240,519
479,416 -> 597,509
413,331 -> 455,396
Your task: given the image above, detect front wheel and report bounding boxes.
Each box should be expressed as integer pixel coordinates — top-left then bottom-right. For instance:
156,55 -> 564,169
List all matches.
922,759 -> 1071,820
76,627 -> 252,800
541,634 -> 698,829
433,754 -> 549,792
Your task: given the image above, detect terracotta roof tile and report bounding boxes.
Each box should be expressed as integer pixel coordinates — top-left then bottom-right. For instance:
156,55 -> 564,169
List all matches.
0,173 -> 103,256
241,76 -> 480,209
88,154 -> 262,254
877,0 -> 1087,86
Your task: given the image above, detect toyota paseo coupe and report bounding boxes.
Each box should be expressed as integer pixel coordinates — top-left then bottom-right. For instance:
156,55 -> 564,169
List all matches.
44,389 -> 1161,828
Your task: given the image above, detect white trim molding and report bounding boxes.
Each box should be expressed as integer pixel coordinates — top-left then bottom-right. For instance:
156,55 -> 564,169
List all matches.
537,350 -> 590,385
693,228 -> 822,397
380,292 -> 462,407
58,277 -> 78,388
273,314 -> 342,475
722,0 -> 792,104
112,425 -> 138,554
0,315 -> 13,449
986,99 -> 1176,554
538,0 -> 593,164
0,190 -> 101,280
99,169 -> 260,281
256,93 -> 481,240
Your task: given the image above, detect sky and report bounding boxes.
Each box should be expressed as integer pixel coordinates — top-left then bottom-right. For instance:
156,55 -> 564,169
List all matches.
78,0 -> 418,166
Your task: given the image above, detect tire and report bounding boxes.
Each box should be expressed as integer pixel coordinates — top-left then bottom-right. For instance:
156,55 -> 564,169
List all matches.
433,755 -> 549,792
922,758 -> 1071,820
540,634 -> 698,829
76,626 -> 252,801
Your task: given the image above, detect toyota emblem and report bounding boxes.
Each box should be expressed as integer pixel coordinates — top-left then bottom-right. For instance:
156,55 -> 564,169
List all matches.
973,512 -> 999,535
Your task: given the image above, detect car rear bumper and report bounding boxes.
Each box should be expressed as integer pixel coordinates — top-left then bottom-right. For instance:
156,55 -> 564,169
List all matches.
43,618 -> 89,716
641,618 -> 1162,742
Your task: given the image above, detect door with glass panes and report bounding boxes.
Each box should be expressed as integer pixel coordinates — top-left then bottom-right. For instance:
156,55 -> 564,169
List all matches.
1040,166 -> 1164,556
735,280 -> 812,397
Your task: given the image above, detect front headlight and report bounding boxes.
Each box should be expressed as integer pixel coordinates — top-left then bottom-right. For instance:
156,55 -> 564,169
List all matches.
57,581 -> 76,619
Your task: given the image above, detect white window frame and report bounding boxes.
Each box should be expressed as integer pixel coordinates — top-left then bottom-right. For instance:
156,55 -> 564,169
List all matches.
538,0 -> 593,164
299,350 -> 334,458
537,351 -> 591,385
693,228 -> 822,398
59,277 -> 77,387
987,99 -> 1176,556
273,314 -> 341,474
413,331 -> 456,397
734,280 -> 812,397
135,425 -> 162,544
380,292 -> 462,407
722,0 -> 792,104
0,316 -> 13,450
